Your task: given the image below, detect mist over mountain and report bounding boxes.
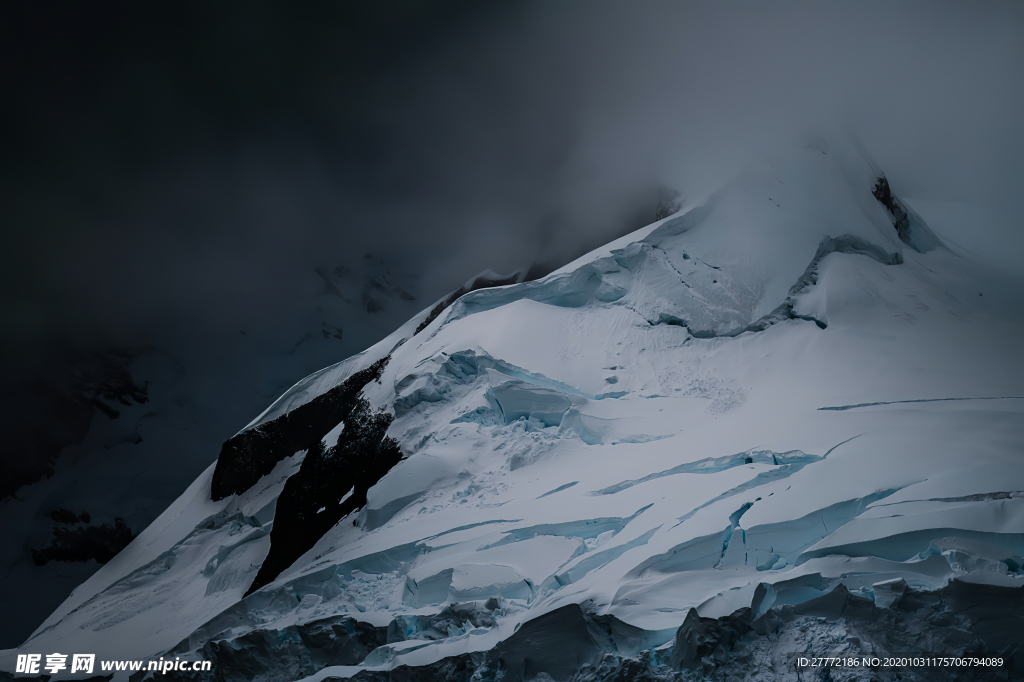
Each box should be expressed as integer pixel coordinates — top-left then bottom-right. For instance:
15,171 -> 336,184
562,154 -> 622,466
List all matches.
1,0 -> 1023,671
6,138 -> 1024,681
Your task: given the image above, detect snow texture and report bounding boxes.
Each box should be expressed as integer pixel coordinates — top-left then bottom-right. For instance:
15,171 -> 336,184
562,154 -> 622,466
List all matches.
4,141 -> 1023,681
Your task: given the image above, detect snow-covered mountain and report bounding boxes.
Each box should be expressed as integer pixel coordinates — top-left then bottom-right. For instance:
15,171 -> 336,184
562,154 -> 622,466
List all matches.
0,255 -> 433,648
5,141 -> 1024,681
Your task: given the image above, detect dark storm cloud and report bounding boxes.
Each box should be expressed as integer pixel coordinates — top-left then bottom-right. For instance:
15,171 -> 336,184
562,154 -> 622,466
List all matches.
2,0 -> 1023,370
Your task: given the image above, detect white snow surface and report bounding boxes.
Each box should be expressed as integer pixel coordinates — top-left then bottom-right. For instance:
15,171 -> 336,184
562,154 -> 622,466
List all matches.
5,142 -> 1024,679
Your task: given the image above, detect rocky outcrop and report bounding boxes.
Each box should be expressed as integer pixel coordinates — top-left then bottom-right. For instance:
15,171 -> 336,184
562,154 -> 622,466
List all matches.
158,616 -> 387,682
246,377 -> 403,593
872,175 -> 943,253
314,581 -> 1024,681
211,357 -> 391,501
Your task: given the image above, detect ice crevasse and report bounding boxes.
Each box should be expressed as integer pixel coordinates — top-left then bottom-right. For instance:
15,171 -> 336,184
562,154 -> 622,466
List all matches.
6,140 -> 1024,682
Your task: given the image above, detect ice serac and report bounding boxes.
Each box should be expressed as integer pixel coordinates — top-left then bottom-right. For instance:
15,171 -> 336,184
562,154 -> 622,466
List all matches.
414,269 -> 528,335
7,140 -> 1024,682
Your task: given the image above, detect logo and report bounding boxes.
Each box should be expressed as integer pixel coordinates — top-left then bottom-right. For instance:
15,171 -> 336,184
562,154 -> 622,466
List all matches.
15,654 -> 95,675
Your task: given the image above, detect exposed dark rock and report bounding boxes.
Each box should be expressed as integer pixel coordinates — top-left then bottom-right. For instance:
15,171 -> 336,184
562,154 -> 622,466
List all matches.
158,616 -> 386,682
343,655 -> 484,682
792,582 -> 854,620
872,175 -> 900,218
936,581 -> 1024,660
483,603 -> 654,682
873,175 -> 912,239
31,518 -> 135,565
660,581 -> 1018,681
211,356 -> 391,501
872,174 -> 943,253
671,607 -> 752,670
246,381 -> 403,593
749,608 -> 781,636
387,602 -> 498,643
165,581 -> 1024,682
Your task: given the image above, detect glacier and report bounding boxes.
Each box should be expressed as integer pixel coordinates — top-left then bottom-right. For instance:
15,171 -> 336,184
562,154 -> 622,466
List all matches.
4,141 -> 1024,681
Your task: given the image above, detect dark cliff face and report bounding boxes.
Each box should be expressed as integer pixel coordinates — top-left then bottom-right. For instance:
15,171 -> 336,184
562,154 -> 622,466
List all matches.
180,580 -> 1015,682
206,354 -> 405,595
210,357 -> 392,501
871,175 -> 897,214
157,576 -> 1024,682
872,174 -> 942,254
212,270 -> 538,595
155,577 -> 1024,679
246,394 -> 403,595
161,615 -> 388,682
369,583 -> 1021,682
872,175 -> 911,239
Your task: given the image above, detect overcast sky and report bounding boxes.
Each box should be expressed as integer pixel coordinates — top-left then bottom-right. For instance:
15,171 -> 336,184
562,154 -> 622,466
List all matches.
2,0 -> 1022,376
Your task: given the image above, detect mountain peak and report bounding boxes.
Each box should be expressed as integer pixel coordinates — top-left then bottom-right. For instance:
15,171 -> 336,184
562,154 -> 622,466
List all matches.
10,142 -> 1023,682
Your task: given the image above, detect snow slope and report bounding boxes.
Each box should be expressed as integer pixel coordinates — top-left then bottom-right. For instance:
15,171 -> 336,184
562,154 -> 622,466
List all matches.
5,141 -> 1023,681
0,255 -> 428,648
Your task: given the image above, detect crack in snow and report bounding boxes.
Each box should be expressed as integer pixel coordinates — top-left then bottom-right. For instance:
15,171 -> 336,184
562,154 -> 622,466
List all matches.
670,435 -> 862,528
715,502 -> 755,568
819,396 -> 1024,411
